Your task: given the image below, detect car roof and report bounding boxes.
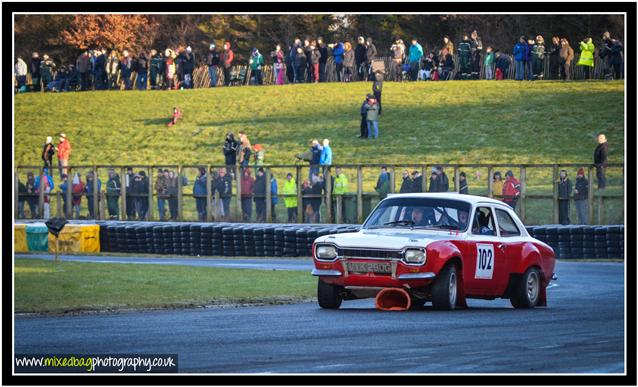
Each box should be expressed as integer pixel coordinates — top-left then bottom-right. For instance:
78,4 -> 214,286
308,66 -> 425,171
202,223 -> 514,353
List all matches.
384,192 -> 509,207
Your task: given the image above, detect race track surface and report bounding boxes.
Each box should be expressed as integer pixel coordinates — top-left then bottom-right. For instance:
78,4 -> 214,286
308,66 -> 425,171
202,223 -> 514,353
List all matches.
14,261 -> 625,373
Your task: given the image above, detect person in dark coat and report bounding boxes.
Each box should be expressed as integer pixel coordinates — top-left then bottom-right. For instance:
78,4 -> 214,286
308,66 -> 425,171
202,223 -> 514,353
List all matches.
594,133 -> 609,189
149,49 -> 162,89
359,96 -> 368,138
223,132 -> 239,174
459,172 -> 469,194
457,34 -> 471,80
106,169 -> 121,220
399,170 -> 412,193
214,168 -> 233,220
136,51 -> 148,90
494,51 -> 511,80
546,36 -> 561,80
240,168 -> 255,221
41,136 -> 55,168
372,72 -> 383,115
354,36 -> 367,81
573,167 -> 589,224
303,39 -> 313,83
557,170 -> 572,225
294,47 -> 307,84
181,46 -> 196,89
285,44 -> 295,83
428,166 -> 449,192
94,48 -> 107,90
469,30 -> 483,80
317,37 -> 329,82
410,171 -> 424,193
309,174 -> 324,223
30,52 -> 42,91
193,167 -> 208,222
253,168 -> 267,222
609,37 -> 624,80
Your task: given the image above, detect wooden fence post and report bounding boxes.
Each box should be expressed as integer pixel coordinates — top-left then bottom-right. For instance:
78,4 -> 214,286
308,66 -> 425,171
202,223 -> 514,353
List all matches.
147,167 -> 153,221
389,167 -> 395,194
598,196 -> 604,224
121,167 -> 127,220
99,192 -> 106,221
336,195 -> 342,224
206,165 -> 213,222
552,165 -> 559,224
235,165 -> 242,221
93,166 -> 99,220
453,166 -> 460,193
56,192 -> 62,217
265,168 -> 272,223
66,167 -> 73,219
357,166 -> 363,223
14,170 -> 19,218
325,169 -> 332,223
296,166 -> 303,223
519,166 -> 527,223
487,167 -> 494,198
39,168 -> 45,218
422,165 -> 427,192
588,166 -> 595,224
177,165 -> 183,221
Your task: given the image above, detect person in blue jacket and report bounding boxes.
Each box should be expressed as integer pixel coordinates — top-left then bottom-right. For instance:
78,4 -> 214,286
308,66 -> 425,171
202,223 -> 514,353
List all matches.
270,173 -> 278,221
408,38 -> 424,81
513,36 -> 529,81
320,138 -> 333,178
331,41 -> 345,82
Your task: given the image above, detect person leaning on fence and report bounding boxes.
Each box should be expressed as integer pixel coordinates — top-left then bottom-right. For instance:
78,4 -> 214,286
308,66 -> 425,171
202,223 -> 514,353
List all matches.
557,170 -> 572,225
573,168 -> 589,224
283,173 -> 298,222
577,37 -> 595,80
531,35 -> 546,80
502,170 -> 521,210
215,168 -> 233,219
559,38 -> 574,81
355,37 -> 367,81
593,133 -> 608,189
240,168 -> 255,221
106,169 -> 121,220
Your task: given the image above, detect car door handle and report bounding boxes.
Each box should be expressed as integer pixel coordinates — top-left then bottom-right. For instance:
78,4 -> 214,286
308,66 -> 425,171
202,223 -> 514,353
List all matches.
497,244 -> 505,250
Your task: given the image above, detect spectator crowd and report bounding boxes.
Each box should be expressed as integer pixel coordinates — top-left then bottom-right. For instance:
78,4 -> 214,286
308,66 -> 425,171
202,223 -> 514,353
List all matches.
14,30 -> 623,92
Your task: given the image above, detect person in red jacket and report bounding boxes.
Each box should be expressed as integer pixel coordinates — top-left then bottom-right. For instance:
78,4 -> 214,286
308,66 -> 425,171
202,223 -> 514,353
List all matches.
167,106 -> 182,127
502,170 -> 521,210
240,168 -> 254,221
57,133 -> 71,179
220,41 -> 234,86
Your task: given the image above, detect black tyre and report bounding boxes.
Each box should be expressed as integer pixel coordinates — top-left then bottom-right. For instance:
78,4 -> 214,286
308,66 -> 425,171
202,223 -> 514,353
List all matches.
510,267 -> 541,309
317,279 -> 342,309
431,263 -> 458,310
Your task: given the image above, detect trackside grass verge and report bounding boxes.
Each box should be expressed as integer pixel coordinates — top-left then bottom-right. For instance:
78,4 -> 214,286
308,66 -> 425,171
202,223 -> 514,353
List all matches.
14,258 -> 316,314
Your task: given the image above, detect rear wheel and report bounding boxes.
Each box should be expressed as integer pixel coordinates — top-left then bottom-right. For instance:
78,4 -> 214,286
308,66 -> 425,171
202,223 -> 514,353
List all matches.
317,279 -> 342,309
431,263 -> 458,310
510,267 -> 541,308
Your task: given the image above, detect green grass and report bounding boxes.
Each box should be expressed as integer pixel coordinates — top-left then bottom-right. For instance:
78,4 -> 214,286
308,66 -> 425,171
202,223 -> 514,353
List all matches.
14,258 -> 316,313
14,80 -> 625,224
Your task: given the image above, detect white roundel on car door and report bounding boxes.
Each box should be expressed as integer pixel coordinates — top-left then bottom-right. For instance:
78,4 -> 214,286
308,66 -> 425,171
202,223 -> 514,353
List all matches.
475,243 -> 495,279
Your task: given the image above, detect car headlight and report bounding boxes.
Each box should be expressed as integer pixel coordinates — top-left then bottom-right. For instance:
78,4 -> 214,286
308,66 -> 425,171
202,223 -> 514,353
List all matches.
316,245 -> 338,260
404,249 -> 426,264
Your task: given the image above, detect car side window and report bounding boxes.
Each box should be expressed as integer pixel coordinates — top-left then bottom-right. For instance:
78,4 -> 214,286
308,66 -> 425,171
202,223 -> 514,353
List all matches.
495,209 -> 521,237
472,207 -> 496,236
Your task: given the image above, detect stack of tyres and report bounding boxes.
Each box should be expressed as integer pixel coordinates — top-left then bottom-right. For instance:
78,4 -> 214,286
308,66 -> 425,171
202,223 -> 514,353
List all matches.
211,224 -> 226,256
594,226 -> 608,259
252,227 -> 265,257
233,226 -> 246,256
306,229 -> 319,256
170,224 -> 181,255
152,225 -> 164,254
581,226 -> 596,258
222,226 -> 235,256
263,227 -> 276,256
295,228 -> 310,257
284,228 -> 298,257
179,224 -> 192,256
544,226 -> 560,258
148,223 -> 162,254
274,227 -> 286,257
568,226 -> 584,259
98,222 -> 110,252
162,225 -> 175,255
188,224 -> 201,256
242,225 -> 256,257
606,225 -> 623,259
199,224 -> 214,256
557,226 -> 572,259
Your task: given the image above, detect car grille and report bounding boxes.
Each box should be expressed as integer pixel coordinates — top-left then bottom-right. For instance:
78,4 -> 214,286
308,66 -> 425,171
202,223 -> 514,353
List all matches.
337,248 -> 403,260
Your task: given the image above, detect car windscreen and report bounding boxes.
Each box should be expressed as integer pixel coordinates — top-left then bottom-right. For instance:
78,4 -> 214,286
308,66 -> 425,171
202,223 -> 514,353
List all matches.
363,197 -> 472,232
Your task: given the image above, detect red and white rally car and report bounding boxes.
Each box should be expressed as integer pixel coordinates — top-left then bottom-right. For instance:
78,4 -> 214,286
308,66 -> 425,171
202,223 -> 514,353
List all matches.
312,193 -> 556,310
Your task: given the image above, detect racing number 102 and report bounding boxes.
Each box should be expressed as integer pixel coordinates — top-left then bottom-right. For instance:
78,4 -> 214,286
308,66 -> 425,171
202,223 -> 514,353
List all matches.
475,244 -> 495,279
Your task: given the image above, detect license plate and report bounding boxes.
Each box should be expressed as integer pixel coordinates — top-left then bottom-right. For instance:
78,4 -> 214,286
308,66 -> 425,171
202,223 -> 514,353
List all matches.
347,262 -> 392,274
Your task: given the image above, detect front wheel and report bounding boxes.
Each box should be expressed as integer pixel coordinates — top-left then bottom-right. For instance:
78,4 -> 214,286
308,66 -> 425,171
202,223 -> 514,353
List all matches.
317,279 -> 343,309
510,267 -> 541,308
431,263 -> 458,310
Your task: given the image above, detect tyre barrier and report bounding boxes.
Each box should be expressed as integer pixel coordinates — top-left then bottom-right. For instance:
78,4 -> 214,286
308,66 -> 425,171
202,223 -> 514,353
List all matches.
15,221 -> 623,259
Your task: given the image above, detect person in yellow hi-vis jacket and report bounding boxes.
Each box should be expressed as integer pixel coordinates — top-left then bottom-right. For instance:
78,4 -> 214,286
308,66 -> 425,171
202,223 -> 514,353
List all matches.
283,173 -> 298,222
577,37 -> 595,80
332,167 -> 349,223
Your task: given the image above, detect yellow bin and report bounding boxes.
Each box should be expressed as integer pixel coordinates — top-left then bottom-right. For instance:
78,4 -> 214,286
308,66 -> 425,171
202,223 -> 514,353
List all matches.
49,224 -> 101,253
14,224 -> 28,252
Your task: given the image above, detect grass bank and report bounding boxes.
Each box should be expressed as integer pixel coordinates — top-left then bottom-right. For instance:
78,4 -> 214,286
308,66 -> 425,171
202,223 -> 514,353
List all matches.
14,258 -> 315,314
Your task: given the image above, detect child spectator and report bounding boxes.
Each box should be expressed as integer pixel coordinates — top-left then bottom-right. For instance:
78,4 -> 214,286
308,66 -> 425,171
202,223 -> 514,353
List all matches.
167,106 -> 182,127
253,144 -> 265,169
459,172 -> 469,194
492,171 -> 504,198
494,51 -> 511,80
